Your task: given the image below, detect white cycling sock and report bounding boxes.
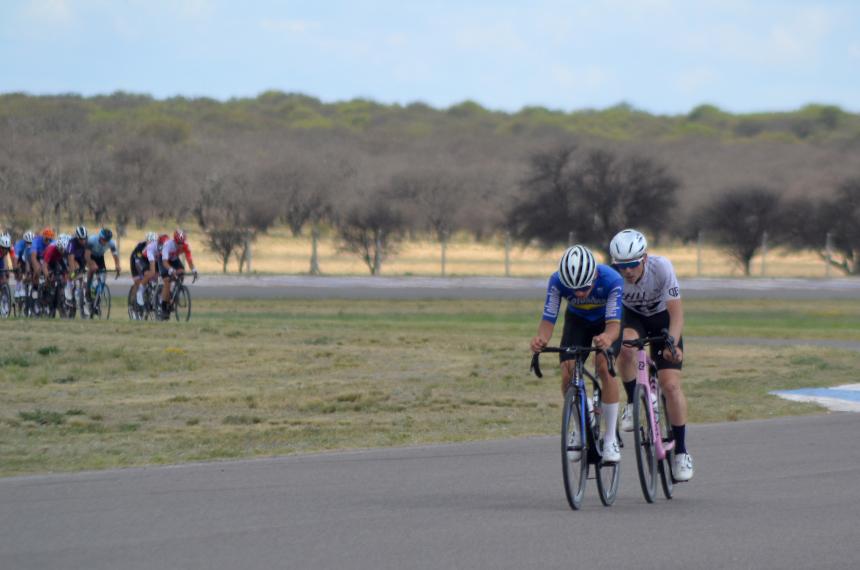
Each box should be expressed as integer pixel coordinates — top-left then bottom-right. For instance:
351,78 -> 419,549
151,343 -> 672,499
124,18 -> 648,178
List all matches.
64,282 -> 73,300
603,402 -> 619,444
136,287 -> 144,304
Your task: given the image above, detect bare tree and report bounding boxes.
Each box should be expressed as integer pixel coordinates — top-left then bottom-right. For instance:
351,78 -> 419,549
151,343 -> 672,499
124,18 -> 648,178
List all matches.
336,188 -> 406,275
700,186 -> 783,276
389,169 -> 465,275
507,145 -> 679,251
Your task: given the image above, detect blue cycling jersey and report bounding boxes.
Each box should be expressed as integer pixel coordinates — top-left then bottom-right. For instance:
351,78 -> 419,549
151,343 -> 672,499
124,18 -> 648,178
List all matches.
86,235 -> 118,258
31,236 -> 52,258
14,239 -> 28,260
541,264 -> 623,324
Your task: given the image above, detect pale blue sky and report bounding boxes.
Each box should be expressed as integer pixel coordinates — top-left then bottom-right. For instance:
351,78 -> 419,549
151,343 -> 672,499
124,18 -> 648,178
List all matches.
1,0 -> 858,114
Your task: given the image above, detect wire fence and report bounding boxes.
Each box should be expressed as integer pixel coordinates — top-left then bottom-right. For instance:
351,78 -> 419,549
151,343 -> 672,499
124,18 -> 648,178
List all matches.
185,228 -> 841,279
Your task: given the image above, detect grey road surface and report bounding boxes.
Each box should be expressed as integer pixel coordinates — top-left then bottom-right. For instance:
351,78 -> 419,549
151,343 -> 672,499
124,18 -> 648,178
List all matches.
114,275 -> 860,300
2,413 -> 859,570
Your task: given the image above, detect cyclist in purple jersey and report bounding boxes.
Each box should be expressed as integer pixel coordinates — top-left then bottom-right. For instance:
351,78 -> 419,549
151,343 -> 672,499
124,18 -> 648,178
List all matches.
611,228 -> 693,482
530,245 -> 624,463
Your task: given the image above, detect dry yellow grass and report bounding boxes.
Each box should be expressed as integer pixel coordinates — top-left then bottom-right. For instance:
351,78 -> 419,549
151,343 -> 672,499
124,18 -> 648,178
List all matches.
121,225 -> 836,278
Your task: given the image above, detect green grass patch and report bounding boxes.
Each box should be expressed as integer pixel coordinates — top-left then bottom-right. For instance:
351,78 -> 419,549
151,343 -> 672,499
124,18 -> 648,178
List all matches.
0,297 -> 858,476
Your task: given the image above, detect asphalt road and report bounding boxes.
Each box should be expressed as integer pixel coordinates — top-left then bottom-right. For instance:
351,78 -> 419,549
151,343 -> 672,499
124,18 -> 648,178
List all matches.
2,413 -> 859,570
111,274 -> 860,300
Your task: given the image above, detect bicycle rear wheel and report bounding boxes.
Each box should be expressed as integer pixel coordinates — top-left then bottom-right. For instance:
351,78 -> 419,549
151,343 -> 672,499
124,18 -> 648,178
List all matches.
561,387 -> 588,510
633,383 -> 657,503
0,285 -> 11,319
594,426 -> 620,507
173,285 -> 191,321
658,390 -> 675,499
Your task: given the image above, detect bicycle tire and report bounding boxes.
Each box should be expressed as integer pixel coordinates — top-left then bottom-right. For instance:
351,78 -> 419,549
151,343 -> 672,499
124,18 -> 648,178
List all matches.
96,284 -> 111,320
633,383 -> 657,503
0,284 -> 11,319
658,390 -> 675,499
127,288 -> 141,320
561,387 -> 588,510
594,423 -> 620,507
173,285 -> 191,321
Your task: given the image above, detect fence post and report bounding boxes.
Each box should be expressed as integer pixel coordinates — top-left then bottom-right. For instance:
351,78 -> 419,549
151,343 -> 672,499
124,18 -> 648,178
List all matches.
310,226 -> 320,275
441,232 -> 447,277
825,231 -> 833,278
760,231 -> 768,276
696,230 -> 703,277
504,232 -> 511,277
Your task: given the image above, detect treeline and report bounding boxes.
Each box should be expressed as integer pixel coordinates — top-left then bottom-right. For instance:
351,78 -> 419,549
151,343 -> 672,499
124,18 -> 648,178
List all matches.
0,92 -> 858,275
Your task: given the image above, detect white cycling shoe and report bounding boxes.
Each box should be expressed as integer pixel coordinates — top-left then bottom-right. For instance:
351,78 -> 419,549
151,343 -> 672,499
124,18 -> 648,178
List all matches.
602,439 -> 621,463
621,405 -> 634,432
673,453 -> 694,481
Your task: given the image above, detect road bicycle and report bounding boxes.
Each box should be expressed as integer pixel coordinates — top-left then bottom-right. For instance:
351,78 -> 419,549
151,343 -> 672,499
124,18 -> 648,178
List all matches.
623,331 -> 678,503
86,269 -> 113,320
155,271 -> 196,321
127,279 -> 159,321
0,270 -> 13,318
531,345 -> 621,510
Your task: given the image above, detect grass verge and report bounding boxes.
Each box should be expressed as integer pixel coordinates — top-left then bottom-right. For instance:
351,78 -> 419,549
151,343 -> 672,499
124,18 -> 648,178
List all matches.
0,298 -> 858,476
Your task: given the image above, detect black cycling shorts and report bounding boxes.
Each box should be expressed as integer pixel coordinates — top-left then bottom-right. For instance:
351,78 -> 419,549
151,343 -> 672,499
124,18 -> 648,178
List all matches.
159,258 -> 184,278
622,308 -> 684,371
131,256 -> 150,278
91,254 -> 106,271
559,311 -> 623,365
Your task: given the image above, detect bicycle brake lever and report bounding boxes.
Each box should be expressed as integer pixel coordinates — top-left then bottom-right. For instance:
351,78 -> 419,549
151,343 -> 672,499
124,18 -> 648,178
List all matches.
530,352 -> 543,378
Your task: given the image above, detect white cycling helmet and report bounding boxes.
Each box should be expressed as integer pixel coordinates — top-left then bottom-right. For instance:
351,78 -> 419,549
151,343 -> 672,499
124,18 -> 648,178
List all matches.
57,236 -> 70,252
145,231 -> 158,243
23,230 -> 35,244
75,225 -> 88,240
0,233 -> 10,249
610,229 -> 648,263
558,245 -> 597,290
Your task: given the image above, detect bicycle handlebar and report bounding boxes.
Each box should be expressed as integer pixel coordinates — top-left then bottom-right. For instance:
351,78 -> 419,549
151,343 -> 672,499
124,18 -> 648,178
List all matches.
530,346 -> 616,379
622,328 -> 678,361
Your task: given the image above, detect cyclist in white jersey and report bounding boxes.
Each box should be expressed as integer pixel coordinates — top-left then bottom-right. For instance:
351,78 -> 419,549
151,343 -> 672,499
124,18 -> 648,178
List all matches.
610,229 -> 693,482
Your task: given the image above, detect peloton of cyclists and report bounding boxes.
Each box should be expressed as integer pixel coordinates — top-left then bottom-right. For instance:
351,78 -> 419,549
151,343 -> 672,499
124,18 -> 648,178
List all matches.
530,245 -> 624,463
610,229 -> 693,482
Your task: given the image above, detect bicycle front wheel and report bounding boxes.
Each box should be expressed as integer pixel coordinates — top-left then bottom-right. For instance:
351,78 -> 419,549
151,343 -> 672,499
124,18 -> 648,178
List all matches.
633,383 -> 657,503
96,285 -> 111,320
561,387 -> 588,510
173,285 -> 191,321
658,390 -> 675,499
595,431 -> 621,507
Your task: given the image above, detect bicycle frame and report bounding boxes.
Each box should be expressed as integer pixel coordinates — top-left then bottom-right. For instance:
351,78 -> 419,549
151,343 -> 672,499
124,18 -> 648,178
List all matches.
630,339 -> 675,461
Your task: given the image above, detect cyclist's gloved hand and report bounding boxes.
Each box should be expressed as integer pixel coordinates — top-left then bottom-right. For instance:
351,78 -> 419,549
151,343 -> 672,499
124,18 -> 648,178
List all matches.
192,269 -> 198,278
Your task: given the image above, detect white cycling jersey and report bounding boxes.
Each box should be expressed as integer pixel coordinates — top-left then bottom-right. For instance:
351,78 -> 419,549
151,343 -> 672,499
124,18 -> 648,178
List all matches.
145,241 -> 159,263
621,255 -> 681,317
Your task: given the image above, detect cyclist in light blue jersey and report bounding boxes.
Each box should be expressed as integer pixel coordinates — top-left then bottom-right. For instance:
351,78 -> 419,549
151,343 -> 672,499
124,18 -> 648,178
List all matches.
85,228 -> 120,299
530,245 -> 624,462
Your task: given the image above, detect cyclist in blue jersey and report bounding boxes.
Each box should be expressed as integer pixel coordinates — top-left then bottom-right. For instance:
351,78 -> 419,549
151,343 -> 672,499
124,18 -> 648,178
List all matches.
13,231 -> 33,300
530,245 -> 624,463
29,227 -> 55,281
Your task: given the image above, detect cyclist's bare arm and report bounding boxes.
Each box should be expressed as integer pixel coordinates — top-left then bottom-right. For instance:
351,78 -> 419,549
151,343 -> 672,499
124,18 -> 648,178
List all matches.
593,321 -> 620,350
664,299 -> 684,362
531,319 -> 554,353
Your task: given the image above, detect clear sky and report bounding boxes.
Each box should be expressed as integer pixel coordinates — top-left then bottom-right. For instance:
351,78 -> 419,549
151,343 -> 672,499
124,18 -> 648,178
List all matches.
1,0 -> 858,114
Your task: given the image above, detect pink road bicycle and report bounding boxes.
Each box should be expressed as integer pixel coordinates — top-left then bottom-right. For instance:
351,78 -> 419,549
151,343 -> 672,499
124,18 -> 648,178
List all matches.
623,331 -> 678,503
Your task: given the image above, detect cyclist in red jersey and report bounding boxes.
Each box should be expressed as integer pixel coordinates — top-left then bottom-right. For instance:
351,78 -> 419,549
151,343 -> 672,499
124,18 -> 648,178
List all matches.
159,230 -> 197,318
